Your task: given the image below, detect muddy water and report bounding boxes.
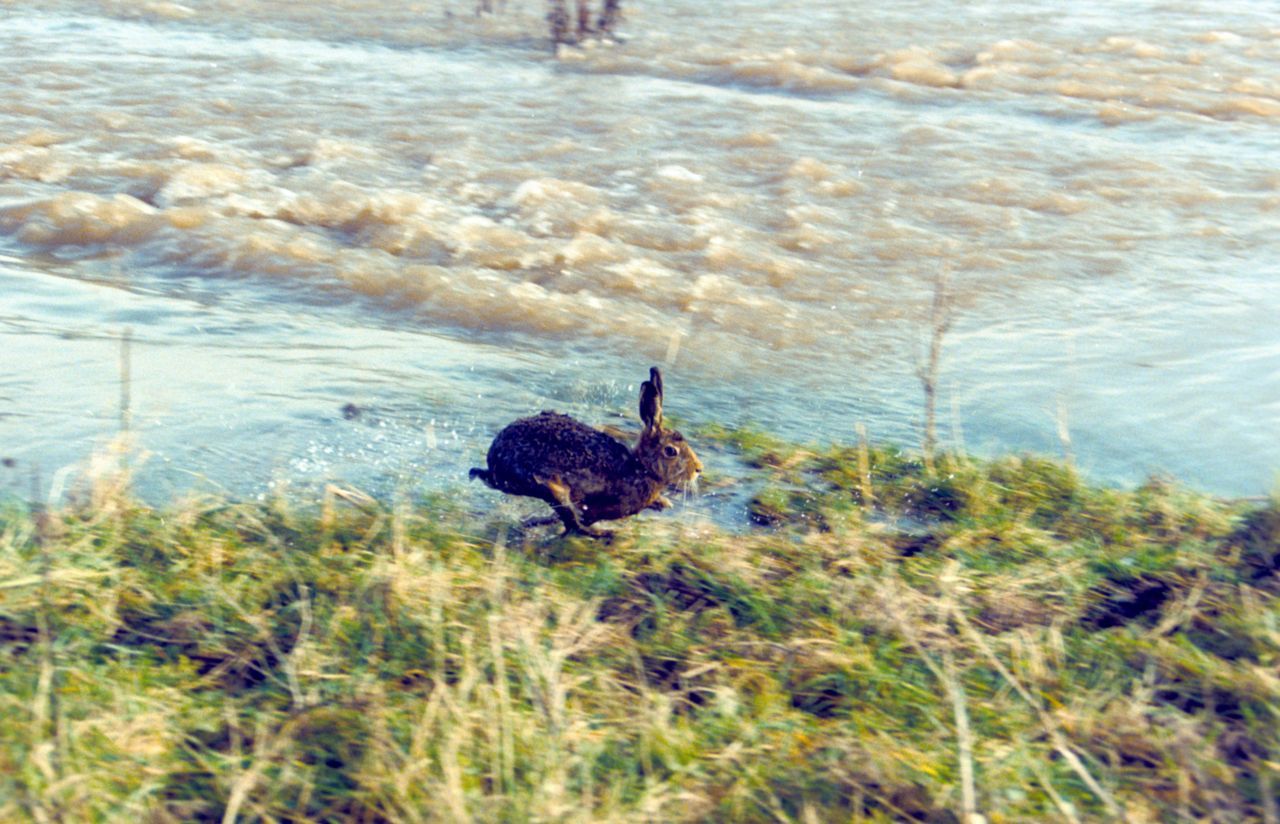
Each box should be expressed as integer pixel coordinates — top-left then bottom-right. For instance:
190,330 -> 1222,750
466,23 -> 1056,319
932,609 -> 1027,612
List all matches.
2,0 -> 1278,507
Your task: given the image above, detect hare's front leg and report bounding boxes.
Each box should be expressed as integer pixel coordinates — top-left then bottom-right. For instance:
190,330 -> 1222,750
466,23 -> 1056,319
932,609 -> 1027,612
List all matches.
647,495 -> 673,511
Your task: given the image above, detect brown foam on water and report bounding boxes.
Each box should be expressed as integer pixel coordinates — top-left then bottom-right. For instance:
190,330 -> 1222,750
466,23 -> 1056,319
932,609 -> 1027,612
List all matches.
1,2 -> 1278,492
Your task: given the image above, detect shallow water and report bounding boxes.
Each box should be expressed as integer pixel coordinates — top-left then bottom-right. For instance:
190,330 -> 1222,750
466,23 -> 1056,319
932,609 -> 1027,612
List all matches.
2,0 -> 1278,508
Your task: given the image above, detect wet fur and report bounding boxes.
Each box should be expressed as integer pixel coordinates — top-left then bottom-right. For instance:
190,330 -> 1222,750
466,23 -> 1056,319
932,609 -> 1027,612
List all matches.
470,368 -> 700,536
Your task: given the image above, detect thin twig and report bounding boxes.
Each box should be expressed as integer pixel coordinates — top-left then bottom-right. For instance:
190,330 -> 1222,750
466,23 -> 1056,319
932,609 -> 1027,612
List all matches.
917,266 -> 954,475
1053,395 -> 1074,469
948,392 -> 968,459
856,423 -> 874,505
119,327 -> 133,433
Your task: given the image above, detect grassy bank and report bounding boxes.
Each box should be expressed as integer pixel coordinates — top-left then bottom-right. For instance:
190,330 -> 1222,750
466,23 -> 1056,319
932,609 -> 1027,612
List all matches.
1,432 -> 1277,822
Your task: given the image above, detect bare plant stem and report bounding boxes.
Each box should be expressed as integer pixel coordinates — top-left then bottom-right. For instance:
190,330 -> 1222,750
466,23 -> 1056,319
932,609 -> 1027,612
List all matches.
917,267 -> 954,475
856,423 -> 874,505
32,497 -> 61,823
1054,395 -> 1074,469
119,327 -> 132,433
950,393 -> 967,457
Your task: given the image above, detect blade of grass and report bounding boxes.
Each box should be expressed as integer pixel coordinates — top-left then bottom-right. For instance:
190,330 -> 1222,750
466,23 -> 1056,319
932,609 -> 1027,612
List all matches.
942,648 -> 978,824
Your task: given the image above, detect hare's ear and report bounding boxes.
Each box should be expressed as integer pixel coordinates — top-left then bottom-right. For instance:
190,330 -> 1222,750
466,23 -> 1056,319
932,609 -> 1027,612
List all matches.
648,367 -> 664,401
640,370 -> 663,431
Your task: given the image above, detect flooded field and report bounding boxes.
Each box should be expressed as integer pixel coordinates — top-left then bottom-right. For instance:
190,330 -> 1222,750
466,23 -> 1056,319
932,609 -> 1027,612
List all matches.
2,0 -> 1278,505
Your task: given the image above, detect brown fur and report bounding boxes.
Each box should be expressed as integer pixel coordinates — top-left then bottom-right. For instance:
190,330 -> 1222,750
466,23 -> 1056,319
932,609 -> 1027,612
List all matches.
470,367 -> 701,537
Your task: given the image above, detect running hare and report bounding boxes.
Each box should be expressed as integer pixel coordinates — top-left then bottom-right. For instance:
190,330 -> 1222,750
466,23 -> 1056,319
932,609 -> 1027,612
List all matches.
470,367 -> 701,537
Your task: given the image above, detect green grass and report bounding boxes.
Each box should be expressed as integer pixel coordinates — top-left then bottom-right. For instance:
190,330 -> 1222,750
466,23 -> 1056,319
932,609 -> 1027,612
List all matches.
1,434 -> 1277,822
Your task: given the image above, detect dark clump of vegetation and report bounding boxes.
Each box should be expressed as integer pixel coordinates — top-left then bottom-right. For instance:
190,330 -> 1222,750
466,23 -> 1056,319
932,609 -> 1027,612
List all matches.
1,431 -> 1277,822
546,0 -> 622,47
469,0 -> 622,48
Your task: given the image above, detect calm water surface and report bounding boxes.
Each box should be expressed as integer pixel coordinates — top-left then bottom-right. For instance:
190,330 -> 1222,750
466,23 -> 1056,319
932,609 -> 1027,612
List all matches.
2,0 -> 1278,508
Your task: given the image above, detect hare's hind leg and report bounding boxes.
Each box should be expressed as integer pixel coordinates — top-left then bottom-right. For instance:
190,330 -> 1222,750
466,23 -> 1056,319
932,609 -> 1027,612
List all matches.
536,475 -> 610,539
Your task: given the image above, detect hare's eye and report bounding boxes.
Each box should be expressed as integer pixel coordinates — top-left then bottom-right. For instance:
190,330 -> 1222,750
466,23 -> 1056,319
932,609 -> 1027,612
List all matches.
662,445 -> 678,458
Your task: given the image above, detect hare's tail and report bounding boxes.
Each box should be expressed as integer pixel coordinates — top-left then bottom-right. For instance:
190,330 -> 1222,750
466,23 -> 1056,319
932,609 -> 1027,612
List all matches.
469,467 -> 491,484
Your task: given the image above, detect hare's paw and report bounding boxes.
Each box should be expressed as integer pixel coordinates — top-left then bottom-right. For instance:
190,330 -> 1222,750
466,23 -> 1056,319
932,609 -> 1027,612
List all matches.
647,495 -> 673,511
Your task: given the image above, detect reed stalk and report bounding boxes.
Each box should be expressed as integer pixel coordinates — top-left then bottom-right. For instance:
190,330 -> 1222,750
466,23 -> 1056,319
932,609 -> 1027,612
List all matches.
917,267 -> 954,476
